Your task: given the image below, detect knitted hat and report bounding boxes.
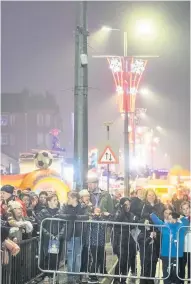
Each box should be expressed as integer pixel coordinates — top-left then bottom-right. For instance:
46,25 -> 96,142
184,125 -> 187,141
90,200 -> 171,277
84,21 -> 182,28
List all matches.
8,201 -> 22,211
79,189 -> 90,198
120,197 -> 131,207
87,176 -> 99,183
1,185 -> 14,195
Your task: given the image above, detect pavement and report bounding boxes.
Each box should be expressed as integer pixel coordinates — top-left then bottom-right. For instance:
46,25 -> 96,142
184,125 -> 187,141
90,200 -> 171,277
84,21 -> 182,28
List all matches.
38,245 -> 189,284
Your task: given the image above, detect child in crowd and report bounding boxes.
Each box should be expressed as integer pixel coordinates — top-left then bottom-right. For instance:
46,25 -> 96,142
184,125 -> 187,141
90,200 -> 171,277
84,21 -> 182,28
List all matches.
88,207 -> 111,284
163,208 -> 172,223
150,211 -> 189,284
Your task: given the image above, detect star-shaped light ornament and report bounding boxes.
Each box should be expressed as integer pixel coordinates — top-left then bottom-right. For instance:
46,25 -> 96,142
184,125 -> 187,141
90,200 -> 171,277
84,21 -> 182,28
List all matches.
110,58 -> 122,73
131,60 -> 145,75
116,86 -> 124,95
129,87 -> 137,95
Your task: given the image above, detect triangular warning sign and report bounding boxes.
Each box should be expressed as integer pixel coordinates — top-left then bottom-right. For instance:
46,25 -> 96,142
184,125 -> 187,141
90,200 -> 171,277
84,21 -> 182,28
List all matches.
98,145 -> 118,164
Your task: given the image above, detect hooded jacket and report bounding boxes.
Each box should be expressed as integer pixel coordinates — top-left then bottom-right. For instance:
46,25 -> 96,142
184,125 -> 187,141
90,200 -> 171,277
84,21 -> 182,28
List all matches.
90,189 -> 114,213
150,213 -> 189,258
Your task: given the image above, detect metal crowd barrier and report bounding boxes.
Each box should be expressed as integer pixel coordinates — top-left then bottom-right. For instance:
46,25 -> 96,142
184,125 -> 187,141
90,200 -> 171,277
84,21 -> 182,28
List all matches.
177,225 -> 191,283
1,237 -> 41,284
38,218 -> 172,283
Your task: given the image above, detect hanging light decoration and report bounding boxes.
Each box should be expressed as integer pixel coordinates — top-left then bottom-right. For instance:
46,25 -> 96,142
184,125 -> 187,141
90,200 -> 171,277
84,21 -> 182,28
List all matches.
131,59 -> 145,75
116,85 -> 124,95
109,58 -> 122,73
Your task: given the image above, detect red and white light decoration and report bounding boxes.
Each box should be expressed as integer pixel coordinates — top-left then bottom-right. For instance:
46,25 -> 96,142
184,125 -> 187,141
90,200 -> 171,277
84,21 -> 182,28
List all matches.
107,56 -> 147,152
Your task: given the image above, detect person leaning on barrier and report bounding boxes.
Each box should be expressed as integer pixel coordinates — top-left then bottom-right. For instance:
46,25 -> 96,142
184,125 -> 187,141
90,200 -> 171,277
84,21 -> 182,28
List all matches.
34,191 -> 48,214
137,223 -> 159,284
112,197 -> 138,284
59,191 -> 89,284
79,189 -> 93,214
7,201 -> 33,242
144,190 -> 165,220
88,177 -> 114,214
87,208 -> 112,284
179,201 -> 191,283
37,194 -> 64,283
150,211 -> 189,284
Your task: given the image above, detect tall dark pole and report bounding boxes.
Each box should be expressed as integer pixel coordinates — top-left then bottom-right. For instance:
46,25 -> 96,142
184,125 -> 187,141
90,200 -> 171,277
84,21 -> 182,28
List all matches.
74,1 -> 88,191
104,122 -> 113,192
123,31 -> 130,197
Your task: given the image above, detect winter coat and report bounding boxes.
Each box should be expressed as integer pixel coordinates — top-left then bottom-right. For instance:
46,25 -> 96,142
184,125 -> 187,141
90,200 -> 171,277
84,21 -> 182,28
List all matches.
34,203 -> 46,214
130,197 -> 145,219
86,214 -> 112,247
150,213 -> 189,258
37,207 -> 64,256
145,201 -> 165,221
138,229 -> 159,264
59,203 -> 89,241
112,208 -> 137,255
90,190 -> 114,213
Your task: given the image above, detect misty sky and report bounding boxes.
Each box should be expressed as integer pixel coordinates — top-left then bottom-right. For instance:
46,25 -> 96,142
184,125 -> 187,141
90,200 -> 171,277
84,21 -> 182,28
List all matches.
1,1 -> 190,168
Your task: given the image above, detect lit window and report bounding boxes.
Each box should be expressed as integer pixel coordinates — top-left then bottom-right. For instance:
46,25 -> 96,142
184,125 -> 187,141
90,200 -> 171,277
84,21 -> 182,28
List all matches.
1,115 -> 8,126
37,133 -> 44,145
1,134 -> 9,145
37,114 -> 44,126
45,114 -> 51,127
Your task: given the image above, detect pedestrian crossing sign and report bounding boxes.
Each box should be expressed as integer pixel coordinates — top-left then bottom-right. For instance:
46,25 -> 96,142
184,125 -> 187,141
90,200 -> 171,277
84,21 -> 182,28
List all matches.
98,145 -> 118,164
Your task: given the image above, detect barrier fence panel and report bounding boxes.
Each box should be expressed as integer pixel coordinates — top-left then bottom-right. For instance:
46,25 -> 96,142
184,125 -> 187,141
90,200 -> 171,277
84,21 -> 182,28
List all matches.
1,237 -> 40,284
177,225 -> 191,283
38,218 -> 172,283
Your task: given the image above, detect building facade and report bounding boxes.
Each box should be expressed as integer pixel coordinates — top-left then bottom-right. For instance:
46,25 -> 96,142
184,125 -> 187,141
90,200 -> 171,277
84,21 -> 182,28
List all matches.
1,91 -> 63,159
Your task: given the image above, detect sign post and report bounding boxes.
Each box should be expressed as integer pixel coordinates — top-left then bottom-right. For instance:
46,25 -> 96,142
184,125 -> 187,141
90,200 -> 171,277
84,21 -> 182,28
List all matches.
98,145 -> 118,192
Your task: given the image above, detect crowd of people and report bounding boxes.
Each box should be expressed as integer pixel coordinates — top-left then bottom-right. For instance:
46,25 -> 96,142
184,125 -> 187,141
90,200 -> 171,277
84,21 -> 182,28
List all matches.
1,179 -> 191,284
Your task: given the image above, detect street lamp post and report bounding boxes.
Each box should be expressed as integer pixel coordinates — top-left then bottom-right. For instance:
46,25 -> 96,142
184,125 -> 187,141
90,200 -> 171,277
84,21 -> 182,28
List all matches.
104,122 -> 113,192
123,31 -> 130,197
74,1 -> 88,191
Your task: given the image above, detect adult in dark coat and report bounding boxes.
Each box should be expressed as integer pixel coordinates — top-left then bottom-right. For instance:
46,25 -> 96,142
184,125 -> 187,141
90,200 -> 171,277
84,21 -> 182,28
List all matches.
37,194 -> 64,280
112,198 -> 138,284
130,188 -> 146,220
59,191 -> 89,284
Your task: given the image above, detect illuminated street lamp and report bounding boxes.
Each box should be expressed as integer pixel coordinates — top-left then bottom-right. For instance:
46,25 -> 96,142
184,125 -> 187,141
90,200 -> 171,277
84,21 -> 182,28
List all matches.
95,20 -> 155,196
140,88 -> 149,96
135,19 -> 155,36
101,26 -> 120,32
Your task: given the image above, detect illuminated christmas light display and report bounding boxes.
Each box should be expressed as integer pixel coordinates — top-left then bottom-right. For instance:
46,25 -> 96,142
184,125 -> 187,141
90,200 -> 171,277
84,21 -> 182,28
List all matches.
107,56 -> 147,154
131,59 -> 145,75
109,58 -> 122,73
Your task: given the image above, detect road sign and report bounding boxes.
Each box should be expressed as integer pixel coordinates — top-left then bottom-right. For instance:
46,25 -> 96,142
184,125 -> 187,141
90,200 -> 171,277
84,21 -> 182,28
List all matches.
98,145 -> 118,164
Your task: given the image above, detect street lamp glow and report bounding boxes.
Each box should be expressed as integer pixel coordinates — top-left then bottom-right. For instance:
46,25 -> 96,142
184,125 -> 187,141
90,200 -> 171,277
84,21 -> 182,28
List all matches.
135,20 -> 154,36
101,26 -> 113,32
140,88 -> 149,96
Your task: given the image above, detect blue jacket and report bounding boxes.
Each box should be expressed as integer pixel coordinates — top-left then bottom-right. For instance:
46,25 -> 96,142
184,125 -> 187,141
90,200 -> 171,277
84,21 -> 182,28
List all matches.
150,213 -> 189,258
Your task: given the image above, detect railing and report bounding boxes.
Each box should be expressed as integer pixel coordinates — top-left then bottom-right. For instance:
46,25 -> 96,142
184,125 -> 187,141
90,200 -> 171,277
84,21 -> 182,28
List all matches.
176,225 -> 191,282
2,221 -> 189,284
38,218 -> 172,283
1,237 -> 41,284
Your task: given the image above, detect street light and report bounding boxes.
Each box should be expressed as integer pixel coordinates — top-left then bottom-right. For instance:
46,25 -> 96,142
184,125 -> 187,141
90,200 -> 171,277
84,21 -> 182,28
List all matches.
96,21 -> 154,197
135,19 -> 155,36
101,26 -> 120,32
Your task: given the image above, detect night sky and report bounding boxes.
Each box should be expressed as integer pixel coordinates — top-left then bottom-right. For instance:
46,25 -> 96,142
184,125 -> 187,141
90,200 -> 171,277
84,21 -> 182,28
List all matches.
1,1 -> 190,169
